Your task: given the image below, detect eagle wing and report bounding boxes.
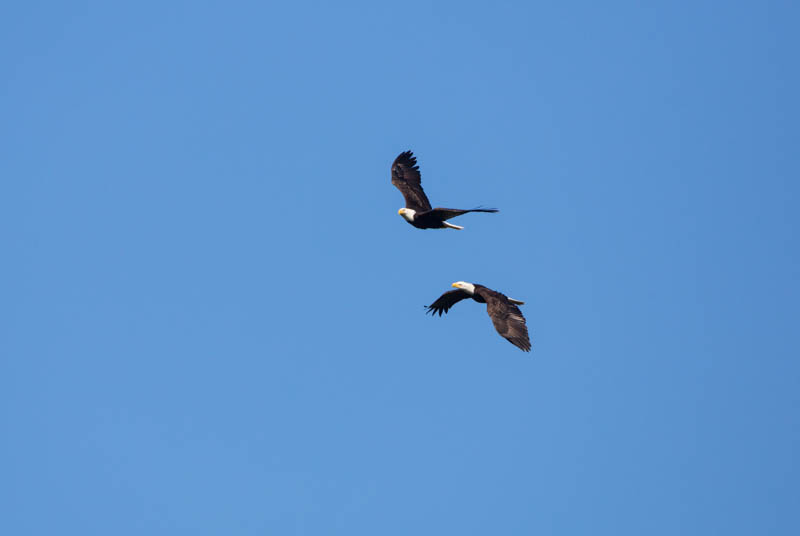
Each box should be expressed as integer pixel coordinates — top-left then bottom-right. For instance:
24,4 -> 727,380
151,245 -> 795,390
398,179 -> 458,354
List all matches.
391,151 -> 432,212
425,289 -> 471,316
482,292 -> 531,352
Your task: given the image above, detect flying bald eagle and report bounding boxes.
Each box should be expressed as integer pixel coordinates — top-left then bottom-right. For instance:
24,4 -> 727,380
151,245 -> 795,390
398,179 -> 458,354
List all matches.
426,281 -> 531,352
391,151 -> 498,230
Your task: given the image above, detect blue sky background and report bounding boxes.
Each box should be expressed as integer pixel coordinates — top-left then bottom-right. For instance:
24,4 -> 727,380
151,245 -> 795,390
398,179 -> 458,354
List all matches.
2,1 -> 799,534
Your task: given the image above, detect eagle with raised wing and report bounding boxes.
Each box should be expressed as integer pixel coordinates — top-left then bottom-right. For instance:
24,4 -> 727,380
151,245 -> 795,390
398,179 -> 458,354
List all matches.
391,151 -> 498,230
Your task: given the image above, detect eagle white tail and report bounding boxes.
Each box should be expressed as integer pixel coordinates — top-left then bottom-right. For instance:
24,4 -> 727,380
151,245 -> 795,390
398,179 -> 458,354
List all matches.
443,222 -> 464,230
508,298 -> 525,305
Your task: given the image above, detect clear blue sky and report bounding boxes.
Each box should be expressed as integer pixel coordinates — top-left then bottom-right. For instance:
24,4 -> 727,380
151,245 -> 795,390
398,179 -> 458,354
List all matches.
2,1 -> 798,534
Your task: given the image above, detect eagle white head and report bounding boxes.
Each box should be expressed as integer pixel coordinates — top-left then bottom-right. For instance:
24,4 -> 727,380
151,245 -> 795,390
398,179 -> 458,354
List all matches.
451,281 -> 476,294
398,208 -> 416,222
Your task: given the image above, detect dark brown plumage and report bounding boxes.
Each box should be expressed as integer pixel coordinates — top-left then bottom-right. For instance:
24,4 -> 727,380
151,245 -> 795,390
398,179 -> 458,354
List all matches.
426,282 -> 531,352
391,151 -> 498,230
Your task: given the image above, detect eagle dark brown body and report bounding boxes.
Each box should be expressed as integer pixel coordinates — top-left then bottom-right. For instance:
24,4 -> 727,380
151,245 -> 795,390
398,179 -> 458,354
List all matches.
391,151 -> 497,230
426,282 -> 531,352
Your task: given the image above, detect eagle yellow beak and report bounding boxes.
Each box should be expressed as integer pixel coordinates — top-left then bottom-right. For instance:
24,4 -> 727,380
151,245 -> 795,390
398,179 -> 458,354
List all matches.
451,283 -> 459,288
398,209 -> 404,215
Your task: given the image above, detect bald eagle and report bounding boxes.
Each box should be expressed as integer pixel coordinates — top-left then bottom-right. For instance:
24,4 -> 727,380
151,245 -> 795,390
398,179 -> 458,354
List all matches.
426,282 -> 531,352
391,151 -> 498,230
